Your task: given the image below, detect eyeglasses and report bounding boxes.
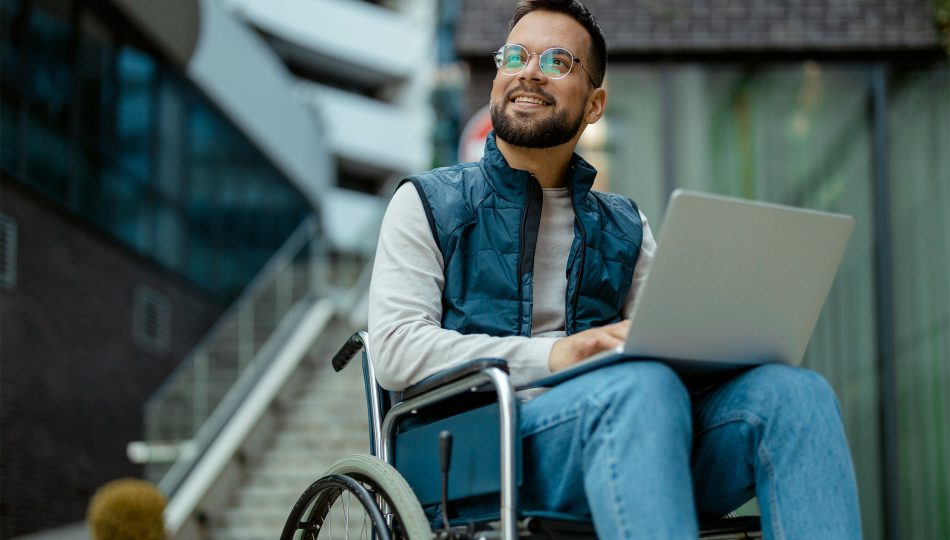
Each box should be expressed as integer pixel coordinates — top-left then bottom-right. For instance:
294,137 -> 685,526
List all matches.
493,43 -> 597,87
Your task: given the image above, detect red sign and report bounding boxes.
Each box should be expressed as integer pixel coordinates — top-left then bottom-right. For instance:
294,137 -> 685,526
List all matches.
458,104 -> 493,163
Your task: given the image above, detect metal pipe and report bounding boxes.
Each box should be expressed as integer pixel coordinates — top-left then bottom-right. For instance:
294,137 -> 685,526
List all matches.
660,63 -> 678,199
870,62 -> 900,540
238,304 -> 254,369
356,332 -> 387,459
379,367 -> 519,540
485,368 -> 518,540
194,352 -> 209,430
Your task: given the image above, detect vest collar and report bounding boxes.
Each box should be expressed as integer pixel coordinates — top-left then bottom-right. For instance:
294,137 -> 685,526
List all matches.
479,132 -> 599,205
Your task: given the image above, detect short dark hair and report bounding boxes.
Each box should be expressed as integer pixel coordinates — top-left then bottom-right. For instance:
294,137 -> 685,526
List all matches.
509,0 -> 607,87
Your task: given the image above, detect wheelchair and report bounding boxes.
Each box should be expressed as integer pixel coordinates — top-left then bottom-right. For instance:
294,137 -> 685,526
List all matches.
280,332 -> 763,540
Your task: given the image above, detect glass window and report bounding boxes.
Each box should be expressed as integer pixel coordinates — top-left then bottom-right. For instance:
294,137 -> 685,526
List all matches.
24,5 -> 74,198
0,0 -> 313,300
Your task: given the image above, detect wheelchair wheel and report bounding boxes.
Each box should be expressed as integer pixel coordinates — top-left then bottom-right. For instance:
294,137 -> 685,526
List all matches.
281,454 -> 431,540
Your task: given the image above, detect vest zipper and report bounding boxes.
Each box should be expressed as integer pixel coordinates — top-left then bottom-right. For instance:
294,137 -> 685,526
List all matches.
518,176 -> 543,336
567,177 -> 586,335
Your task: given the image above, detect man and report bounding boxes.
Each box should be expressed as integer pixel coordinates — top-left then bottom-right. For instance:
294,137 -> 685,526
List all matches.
368,1 -> 862,538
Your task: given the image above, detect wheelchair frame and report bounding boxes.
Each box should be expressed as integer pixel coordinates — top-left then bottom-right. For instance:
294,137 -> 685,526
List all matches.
346,330 -> 519,538
281,331 -> 763,540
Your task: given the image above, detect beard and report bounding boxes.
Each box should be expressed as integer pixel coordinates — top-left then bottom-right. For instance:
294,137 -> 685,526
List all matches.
490,85 -> 586,149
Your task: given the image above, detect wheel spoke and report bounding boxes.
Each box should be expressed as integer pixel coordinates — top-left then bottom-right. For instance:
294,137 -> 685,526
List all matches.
344,490 -> 350,537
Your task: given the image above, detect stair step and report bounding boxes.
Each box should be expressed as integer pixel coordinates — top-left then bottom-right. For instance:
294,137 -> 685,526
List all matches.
247,459 -> 352,479
282,413 -> 367,428
216,507 -> 292,530
215,504 -> 381,536
208,528 -> 286,540
273,423 -> 367,437
245,466 -> 350,487
206,318 -> 379,539
286,403 -> 366,420
236,484 -> 320,506
256,449 -> 368,468
249,451 -> 362,480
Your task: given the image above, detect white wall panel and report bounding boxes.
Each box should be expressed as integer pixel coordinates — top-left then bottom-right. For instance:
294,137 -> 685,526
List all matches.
301,82 -> 433,174
188,0 -> 332,209
225,0 -> 422,79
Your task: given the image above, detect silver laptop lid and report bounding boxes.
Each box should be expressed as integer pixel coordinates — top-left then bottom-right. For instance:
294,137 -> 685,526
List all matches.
625,189 -> 854,367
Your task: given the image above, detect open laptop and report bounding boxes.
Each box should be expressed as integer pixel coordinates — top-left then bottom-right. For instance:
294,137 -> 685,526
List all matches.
525,189 -> 854,387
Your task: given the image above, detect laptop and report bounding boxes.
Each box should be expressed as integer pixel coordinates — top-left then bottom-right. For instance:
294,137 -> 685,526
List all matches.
524,189 -> 854,387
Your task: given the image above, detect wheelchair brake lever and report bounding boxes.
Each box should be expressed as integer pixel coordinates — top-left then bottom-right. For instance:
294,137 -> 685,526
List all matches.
439,430 -> 453,536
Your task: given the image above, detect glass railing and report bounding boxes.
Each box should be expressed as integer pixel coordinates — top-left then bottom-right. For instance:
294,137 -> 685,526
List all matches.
138,215 -> 329,492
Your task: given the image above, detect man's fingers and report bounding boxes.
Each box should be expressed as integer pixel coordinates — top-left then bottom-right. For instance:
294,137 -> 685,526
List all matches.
583,331 -> 623,352
602,321 -> 630,341
549,321 -> 633,372
598,333 -> 625,348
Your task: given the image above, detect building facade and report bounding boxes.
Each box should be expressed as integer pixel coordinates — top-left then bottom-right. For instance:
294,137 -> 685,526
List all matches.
1,0 -> 439,536
0,0 -> 316,535
223,0 -> 438,258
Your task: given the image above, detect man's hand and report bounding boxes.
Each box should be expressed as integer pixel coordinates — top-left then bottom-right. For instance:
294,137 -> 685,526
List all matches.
548,320 -> 631,372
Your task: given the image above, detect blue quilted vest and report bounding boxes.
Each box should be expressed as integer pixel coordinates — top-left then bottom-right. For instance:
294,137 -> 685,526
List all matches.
404,133 -> 643,337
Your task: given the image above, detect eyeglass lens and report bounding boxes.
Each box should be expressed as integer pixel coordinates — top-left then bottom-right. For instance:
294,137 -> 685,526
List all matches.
495,44 -> 574,79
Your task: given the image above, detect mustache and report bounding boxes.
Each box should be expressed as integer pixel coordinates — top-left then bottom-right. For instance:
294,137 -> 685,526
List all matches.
503,83 -> 556,105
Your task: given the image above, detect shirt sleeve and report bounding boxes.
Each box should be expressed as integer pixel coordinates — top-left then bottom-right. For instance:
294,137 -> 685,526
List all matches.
622,211 -> 657,318
368,183 -> 557,390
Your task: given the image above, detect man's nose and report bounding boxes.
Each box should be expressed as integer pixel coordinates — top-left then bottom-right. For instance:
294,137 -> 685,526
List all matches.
519,53 -> 546,82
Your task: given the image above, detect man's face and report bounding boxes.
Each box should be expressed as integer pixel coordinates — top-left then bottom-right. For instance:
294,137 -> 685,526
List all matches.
490,10 -> 597,149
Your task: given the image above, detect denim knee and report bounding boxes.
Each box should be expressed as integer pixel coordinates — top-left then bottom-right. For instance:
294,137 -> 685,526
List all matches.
736,364 -> 842,427
584,361 -> 688,402
583,361 -> 692,434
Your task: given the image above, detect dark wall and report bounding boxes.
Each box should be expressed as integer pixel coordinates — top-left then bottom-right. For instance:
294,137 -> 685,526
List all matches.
0,178 -> 224,538
456,0 -> 943,55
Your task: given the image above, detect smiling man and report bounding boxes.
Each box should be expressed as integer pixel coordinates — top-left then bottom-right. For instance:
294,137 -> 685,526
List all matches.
368,1 -> 862,538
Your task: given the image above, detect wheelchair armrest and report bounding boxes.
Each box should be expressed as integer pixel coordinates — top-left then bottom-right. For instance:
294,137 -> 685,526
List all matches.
401,358 -> 509,401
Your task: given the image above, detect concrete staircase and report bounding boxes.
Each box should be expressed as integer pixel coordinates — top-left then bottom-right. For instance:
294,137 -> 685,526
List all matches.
208,320 -> 371,539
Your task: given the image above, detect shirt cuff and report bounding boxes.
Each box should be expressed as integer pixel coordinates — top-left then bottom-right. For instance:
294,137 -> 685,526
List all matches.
514,337 -> 559,386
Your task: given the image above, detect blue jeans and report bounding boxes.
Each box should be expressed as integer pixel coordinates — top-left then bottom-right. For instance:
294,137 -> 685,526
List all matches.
519,361 -> 862,539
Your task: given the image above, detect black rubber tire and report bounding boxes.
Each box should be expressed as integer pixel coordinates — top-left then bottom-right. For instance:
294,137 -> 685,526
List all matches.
281,455 -> 431,540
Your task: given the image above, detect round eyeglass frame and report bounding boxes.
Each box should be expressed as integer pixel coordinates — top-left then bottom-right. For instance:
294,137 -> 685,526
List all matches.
493,43 -> 597,87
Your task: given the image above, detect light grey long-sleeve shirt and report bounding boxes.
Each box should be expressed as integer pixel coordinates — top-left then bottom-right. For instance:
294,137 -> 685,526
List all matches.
368,183 -> 657,391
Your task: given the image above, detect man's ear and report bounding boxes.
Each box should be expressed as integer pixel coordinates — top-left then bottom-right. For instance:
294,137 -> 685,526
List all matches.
585,86 -> 607,124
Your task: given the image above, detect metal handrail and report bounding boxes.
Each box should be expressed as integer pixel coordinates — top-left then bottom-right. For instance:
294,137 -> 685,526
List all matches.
156,296 -> 320,496
144,214 -> 320,410
139,214 -> 326,496
158,250 -> 375,530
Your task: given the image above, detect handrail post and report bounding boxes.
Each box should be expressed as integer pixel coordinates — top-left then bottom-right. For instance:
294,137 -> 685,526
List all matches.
238,304 -> 254,370
193,352 -> 209,434
276,258 -> 293,322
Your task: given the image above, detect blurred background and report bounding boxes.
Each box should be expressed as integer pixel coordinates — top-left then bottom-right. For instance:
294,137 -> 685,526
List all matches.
0,0 -> 946,539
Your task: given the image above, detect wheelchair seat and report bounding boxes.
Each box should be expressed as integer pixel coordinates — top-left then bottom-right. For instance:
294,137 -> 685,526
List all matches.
281,332 -> 763,540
